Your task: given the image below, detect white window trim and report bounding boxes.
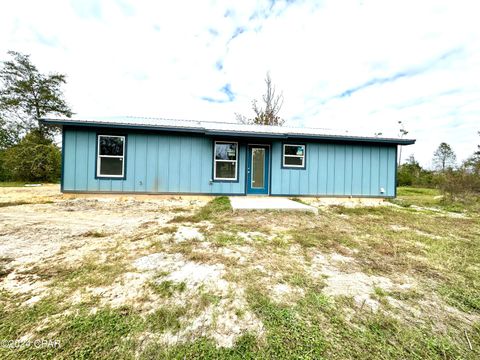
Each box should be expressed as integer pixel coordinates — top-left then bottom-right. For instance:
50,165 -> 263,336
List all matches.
213,141 -> 238,181
282,144 -> 305,168
97,135 -> 125,178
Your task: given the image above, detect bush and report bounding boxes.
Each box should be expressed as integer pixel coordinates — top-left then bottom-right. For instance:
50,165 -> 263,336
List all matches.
437,168 -> 480,202
2,130 -> 61,182
0,150 -> 13,181
397,157 -> 437,188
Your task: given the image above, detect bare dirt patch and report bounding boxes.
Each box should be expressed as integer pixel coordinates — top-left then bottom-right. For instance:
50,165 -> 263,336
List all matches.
0,186 -> 207,307
133,252 -> 264,348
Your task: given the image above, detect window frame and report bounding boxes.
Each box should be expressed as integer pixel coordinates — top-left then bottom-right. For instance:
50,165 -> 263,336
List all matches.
96,134 -> 126,179
282,143 -> 306,169
213,140 -> 239,182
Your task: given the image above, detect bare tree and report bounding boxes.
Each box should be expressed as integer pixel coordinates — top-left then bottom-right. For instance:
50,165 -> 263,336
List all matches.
397,120 -> 409,165
236,72 -> 284,126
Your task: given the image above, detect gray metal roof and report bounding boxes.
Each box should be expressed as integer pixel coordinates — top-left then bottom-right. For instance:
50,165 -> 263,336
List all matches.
40,116 -> 416,145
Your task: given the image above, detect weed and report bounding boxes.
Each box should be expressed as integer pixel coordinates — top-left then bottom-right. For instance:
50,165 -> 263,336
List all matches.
150,280 -> 187,298
373,286 -> 388,299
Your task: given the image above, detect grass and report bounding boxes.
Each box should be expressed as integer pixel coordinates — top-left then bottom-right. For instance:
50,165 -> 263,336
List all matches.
150,280 -> 187,298
170,196 -> 232,223
0,182 -> 28,187
139,288 -> 478,359
393,186 -> 480,213
210,232 -> 244,247
147,306 -> 187,332
1,190 -> 480,359
0,297 -> 143,359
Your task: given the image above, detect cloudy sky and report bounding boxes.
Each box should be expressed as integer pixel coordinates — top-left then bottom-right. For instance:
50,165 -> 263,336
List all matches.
1,0 -> 478,167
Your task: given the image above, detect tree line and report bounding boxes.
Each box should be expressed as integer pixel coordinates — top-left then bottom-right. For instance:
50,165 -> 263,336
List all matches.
398,139 -> 480,201
0,51 -> 72,182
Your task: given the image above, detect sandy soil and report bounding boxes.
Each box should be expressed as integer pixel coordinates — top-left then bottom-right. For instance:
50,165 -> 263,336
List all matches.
0,185 -> 205,267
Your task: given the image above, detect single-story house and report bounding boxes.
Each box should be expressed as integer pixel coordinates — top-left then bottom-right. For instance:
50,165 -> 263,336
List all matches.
40,117 -> 415,197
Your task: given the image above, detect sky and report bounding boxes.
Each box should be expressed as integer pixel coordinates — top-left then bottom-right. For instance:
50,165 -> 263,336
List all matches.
0,0 -> 479,167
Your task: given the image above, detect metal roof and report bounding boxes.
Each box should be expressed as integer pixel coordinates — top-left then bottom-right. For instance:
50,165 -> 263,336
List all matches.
40,116 -> 416,145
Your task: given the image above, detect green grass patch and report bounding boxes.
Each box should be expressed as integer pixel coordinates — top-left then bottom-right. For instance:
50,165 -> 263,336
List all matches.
140,334 -> 259,360
438,283 -> 480,313
210,232 -> 244,247
197,291 -> 222,309
150,280 -> 186,298
147,305 -> 187,332
288,224 -> 355,250
170,196 -> 232,223
247,290 -> 327,358
0,182 -> 28,187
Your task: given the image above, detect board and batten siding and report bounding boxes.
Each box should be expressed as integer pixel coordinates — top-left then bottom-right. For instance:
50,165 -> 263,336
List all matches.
270,142 -> 396,197
62,127 -> 397,197
62,128 -> 246,194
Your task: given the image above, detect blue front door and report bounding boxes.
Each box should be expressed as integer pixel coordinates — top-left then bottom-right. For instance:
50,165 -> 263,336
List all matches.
247,145 -> 270,195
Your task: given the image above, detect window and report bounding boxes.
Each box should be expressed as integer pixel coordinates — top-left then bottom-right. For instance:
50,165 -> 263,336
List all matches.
97,135 -> 125,178
283,144 -> 305,168
214,141 -> 238,180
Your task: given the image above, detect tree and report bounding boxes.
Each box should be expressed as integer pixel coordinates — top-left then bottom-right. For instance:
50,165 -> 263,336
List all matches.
0,51 -> 72,139
2,130 -> 61,182
433,142 -> 456,172
464,131 -> 480,175
236,72 -> 284,126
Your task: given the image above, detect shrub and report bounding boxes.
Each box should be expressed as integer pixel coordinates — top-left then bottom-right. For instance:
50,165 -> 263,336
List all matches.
397,157 -> 437,188
2,130 -> 61,182
437,168 -> 480,202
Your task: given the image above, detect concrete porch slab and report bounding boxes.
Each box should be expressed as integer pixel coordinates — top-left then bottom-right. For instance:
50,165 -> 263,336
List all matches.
229,197 -> 318,214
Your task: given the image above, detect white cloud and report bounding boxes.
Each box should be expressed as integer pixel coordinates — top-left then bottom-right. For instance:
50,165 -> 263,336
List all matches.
0,0 -> 479,166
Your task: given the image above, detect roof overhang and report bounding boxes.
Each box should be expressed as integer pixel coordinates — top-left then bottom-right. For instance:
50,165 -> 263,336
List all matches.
40,118 -> 416,146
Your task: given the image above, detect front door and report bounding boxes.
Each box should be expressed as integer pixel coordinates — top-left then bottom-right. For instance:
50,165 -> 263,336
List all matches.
247,145 -> 270,195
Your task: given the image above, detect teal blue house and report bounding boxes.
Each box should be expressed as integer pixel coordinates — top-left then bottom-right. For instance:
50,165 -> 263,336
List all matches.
41,117 -> 415,197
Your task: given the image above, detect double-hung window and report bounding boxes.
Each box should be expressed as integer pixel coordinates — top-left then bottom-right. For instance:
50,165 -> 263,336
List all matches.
282,144 -> 306,168
213,141 -> 238,181
97,135 -> 125,178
